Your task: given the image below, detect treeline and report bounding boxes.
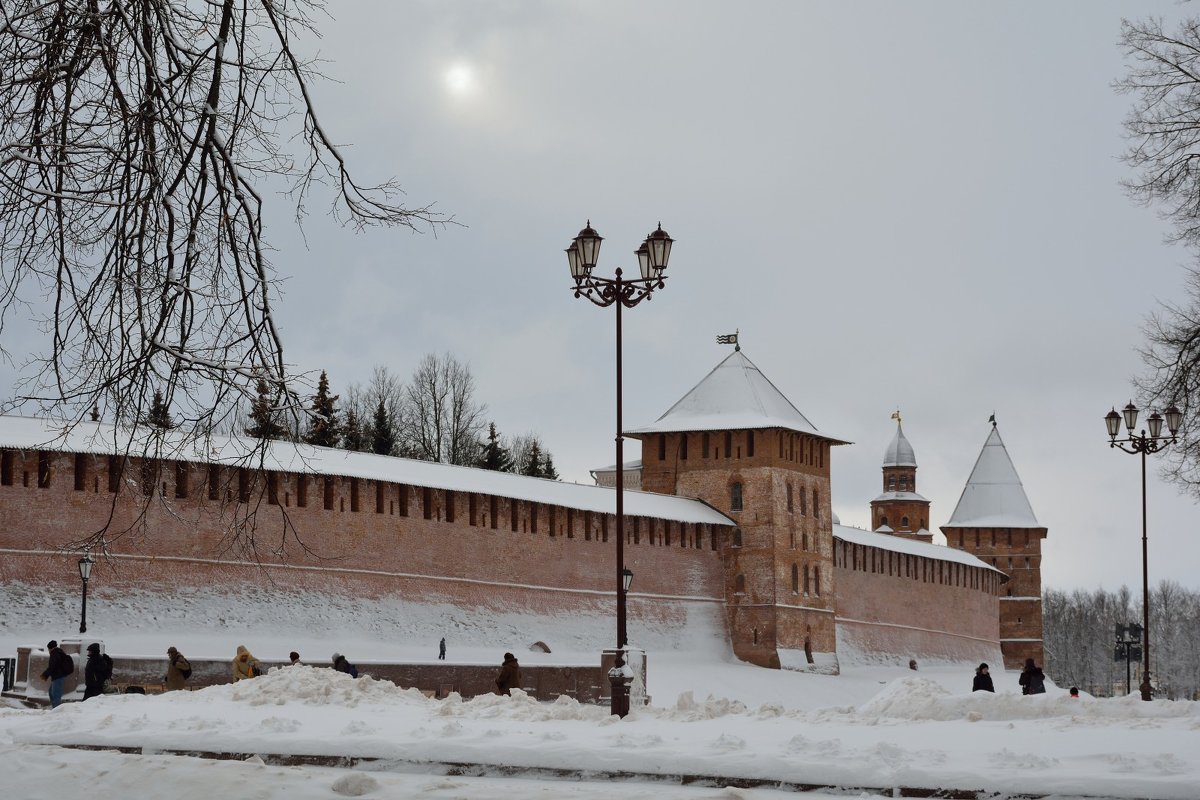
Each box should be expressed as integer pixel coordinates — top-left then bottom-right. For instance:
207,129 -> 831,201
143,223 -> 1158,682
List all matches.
1043,582 -> 1200,700
211,353 -> 555,478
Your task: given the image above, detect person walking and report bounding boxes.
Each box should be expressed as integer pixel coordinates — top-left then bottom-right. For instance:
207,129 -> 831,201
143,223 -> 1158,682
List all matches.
1019,657 -> 1046,695
83,643 -> 113,700
232,645 -> 262,681
438,638 -> 446,661
972,662 -> 994,693
495,652 -> 520,696
331,653 -> 359,678
40,640 -> 75,708
165,647 -> 192,691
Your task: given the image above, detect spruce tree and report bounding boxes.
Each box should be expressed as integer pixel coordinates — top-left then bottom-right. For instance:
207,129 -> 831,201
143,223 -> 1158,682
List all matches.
342,409 -> 365,451
303,370 -> 341,447
245,378 -> 287,440
478,422 -> 512,471
146,390 -> 173,429
371,399 -> 396,455
521,442 -> 542,477
540,454 -> 560,481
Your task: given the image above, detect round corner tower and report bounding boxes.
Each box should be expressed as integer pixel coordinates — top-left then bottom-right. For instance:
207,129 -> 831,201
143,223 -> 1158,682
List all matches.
940,421 -> 1047,670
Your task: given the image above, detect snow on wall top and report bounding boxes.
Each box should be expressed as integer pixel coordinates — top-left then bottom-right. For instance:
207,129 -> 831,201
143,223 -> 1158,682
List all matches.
883,421 -> 917,467
0,415 -> 734,527
834,523 -> 1004,574
944,425 -> 1041,529
626,350 -> 848,442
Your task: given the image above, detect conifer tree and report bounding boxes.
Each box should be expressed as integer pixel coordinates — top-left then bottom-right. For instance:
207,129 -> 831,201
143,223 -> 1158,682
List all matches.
540,454 -> 560,481
478,422 -> 512,471
145,390 -> 174,429
245,378 -> 288,440
303,371 -> 341,448
521,442 -> 543,477
371,399 -> 396,456
342,409 -> 365,452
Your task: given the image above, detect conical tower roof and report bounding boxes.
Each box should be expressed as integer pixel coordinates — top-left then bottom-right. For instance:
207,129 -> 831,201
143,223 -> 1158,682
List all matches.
945,424 -> 1041,528
627,349 -> 846,442
883,421 -> 917,467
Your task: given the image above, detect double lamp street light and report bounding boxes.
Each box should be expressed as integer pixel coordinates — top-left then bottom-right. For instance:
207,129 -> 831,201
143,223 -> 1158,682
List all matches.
1104,401 -> 1181,701
566,220 -> 673,717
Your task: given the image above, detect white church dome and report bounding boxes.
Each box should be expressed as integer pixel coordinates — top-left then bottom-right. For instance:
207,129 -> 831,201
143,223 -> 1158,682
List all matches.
883,422 -> 917,467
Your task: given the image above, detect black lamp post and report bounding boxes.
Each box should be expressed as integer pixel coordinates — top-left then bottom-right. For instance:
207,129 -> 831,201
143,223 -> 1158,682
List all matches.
1104,402 -> 1181,701
77,554 -> 94,634
567,220 -> 672,717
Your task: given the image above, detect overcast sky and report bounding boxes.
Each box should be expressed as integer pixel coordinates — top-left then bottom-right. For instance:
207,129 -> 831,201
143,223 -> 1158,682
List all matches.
6,1 -> 1198,593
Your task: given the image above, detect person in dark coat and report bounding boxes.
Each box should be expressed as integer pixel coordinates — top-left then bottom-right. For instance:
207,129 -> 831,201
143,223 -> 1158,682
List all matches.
40,640 -> 75,707
495,652 -> 520,696
332,653 -> 358,678
438,637 -> 446,660
1019,657 -> 1046,695
83,643 -> 113,700
972,662 -> 994,693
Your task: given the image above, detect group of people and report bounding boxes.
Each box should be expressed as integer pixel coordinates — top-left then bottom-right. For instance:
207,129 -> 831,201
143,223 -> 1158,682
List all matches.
39,638 -> 522,705
38,640 -> 114,707
971,658 -> 1078,697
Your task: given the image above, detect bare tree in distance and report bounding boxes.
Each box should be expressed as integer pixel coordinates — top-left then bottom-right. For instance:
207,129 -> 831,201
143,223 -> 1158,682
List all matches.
0,0 -> 448,443
403,353 -> 486,465
1118,16 -> 1200,495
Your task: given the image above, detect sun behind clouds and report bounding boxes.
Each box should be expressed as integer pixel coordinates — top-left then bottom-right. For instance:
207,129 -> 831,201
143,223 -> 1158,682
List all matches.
444,63 -> 477,96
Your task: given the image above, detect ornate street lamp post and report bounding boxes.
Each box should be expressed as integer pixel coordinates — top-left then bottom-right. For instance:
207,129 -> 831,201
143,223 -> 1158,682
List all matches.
567,220 -> 673,717
77,553 -> 94,634
1104,402 -> 1181,701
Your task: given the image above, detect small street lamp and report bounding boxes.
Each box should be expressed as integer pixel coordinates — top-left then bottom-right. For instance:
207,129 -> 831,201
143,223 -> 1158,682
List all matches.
1104,401 -> 1181,700
567,220 -> 673,717
1114,623 -> 1143,697
77,554 -> 94,635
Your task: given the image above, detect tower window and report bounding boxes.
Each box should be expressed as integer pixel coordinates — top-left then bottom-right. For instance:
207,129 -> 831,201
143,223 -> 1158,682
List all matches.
786,483 -> 793,512
880,516 -> 888,527
730,482 -> 743,512
791,564 -> 799,594
658,434 -> 666,461
747,431 -> 754,458
725,431 -> 732,459
888,476 -> 896,491
901,516 -> 909,529
735,574 -> 745,594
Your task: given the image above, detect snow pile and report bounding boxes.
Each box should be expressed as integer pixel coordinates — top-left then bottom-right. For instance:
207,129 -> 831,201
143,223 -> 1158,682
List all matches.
201,665 -> 432,708
855,676 -> 1200,723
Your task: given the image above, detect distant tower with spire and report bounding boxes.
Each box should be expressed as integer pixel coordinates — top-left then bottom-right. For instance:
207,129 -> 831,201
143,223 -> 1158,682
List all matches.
870,412 -> 933,544
940,418 -> 1048,670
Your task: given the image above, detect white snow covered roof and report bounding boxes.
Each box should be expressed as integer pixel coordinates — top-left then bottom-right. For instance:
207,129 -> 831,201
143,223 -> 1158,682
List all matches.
627,350 -> 847,442
883,422 -> 917,467
590,460 -> 643,474
944,425 -> 1042,529
834,523 -> 1005,574
870,491 -> 929,503
0,415 -> 734,527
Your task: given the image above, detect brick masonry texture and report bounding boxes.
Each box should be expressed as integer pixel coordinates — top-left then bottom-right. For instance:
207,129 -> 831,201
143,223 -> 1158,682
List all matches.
2,431 -> 1011,673
941,526 -> 1048,670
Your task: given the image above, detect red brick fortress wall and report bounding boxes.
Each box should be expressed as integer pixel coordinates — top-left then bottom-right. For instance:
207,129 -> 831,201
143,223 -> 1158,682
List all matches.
833,536 -> 1001,664
0,449 -> 730,646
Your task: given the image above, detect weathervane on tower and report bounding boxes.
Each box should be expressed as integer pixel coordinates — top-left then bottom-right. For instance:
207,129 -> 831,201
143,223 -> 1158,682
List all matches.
716,329 -> 739,351
891,409 -> 902,425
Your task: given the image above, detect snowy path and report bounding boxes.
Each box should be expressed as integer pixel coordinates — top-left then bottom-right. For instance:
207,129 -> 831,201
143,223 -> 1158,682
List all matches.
3,666 -> 1198,799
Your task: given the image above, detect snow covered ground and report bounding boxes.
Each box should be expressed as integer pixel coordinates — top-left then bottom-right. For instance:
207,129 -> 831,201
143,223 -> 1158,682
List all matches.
3,585 -> 1199,798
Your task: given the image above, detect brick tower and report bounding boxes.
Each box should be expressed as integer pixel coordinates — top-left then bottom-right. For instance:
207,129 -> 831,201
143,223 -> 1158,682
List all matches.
869,416 -> 933,544
941,421 -> 1047,670
630,347 -> 848,669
